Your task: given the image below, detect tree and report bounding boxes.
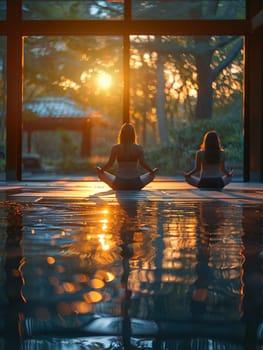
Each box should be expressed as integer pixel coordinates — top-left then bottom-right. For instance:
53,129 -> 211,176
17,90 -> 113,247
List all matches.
194,35 -> 243,119
130,34 -> 243,146
23,35 -> 123,122
130,0 -> 244,145
22,0 -> 244,148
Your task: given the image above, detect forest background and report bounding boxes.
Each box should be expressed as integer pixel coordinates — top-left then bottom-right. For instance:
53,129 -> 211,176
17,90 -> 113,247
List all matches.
0,1 -> 244,176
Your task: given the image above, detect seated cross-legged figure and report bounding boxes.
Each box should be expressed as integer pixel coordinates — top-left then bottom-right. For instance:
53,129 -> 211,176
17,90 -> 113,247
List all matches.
96,122 -> 158,190
184,130 -> 233,189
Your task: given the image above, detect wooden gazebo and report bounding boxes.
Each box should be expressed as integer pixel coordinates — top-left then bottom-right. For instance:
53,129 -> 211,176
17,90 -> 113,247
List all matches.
23,97 -> 104,157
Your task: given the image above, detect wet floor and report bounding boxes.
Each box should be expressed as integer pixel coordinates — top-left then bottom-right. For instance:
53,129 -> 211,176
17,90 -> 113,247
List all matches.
0,182 -> 263,349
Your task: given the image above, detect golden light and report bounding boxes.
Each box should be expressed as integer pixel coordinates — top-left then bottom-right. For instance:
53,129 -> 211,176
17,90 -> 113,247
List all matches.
97,72 -> 112,89
59,77 -> 80,90
63,282 -> 76,293
46,256 -> 56,265
83,291 -> 103,303
90,278 -> 105,289
74,273 -> 89,283
95,269 -> 115,283
71,301 -> 92,314
104,271 -> 115,282
98,233 -> 110,251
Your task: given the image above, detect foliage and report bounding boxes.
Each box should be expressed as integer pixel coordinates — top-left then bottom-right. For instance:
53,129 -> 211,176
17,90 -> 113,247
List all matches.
23,1 -> 123,20
145,112 -> 243,176
23,35 -> 123,127
52,157 -> 93,173
0,1 -> 245,176
0,158 -> 5,172
129,34 -> 243,147
132,0 -> 245,20
23,110 -> 39,121
59,130 -> 79,159
22,24 -> 243,156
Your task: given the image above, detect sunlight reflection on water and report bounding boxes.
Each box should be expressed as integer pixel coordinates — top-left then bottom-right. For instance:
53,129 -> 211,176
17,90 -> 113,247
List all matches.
0,198 -> 263,349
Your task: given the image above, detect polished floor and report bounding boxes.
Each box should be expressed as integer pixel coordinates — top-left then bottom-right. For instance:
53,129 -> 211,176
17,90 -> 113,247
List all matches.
0,178 -> 263,350
1,177 -> 263,203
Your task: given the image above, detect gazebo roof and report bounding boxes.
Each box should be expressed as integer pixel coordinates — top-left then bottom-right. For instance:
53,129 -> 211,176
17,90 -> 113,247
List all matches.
23,96 -> 106,134
23,97 -> 93,118
23,97 -> 106,157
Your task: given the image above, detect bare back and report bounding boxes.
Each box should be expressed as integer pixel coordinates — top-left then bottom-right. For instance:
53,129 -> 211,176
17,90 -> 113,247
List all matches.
113,143 -> 144,178
198,150 -> 225,177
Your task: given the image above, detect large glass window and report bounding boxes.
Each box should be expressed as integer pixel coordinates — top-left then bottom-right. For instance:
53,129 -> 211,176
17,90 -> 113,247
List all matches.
22,1 -> 124,20
130,35 -> 244,177
132,0 -> 246,20
23,36 -> 123,178
21,33 -> 244,179
0,1 -> 5,20
1,0 -> 251,180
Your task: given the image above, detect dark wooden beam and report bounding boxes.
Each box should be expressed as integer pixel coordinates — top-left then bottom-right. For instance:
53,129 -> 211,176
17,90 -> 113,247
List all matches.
6,0 -> 23,181
23,117 -> 96,131
0,19 -> 251,36
252,8 -> 263,32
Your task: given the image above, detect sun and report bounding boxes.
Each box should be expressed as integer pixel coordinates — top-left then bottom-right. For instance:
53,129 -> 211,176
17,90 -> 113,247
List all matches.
97,72 -> 112,89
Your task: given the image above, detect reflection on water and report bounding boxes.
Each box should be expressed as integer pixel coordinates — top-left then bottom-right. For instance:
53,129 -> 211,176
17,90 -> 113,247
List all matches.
0,198 -> 263,349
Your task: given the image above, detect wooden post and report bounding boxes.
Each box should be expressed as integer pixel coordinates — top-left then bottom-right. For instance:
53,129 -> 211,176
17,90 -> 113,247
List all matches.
81,120 -> 91,157
6,0 -> 23,180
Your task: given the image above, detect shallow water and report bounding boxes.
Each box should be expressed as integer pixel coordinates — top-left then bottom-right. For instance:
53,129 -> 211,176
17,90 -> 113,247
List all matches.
0,197 -> 263,349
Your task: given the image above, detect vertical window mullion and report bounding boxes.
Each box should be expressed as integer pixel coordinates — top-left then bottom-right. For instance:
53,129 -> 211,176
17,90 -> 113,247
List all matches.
123,0 -> 131,123
6,0 -> 23,180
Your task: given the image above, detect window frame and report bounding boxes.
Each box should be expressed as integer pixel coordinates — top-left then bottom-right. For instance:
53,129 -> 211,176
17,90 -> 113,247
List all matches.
0,0 -> 258,180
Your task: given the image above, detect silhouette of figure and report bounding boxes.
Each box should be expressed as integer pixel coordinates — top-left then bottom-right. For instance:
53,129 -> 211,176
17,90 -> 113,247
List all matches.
96,123 -> 158,190
185,130 -> 233,189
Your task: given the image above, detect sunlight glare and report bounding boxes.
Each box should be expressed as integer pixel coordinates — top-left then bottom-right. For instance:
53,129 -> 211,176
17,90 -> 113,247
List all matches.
97,72 -> 112,89
98,234 -> 110,251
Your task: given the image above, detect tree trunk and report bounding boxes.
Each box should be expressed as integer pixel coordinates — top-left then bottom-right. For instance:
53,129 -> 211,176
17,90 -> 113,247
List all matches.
195,49 -> 213,119
156,53 -> 168,145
